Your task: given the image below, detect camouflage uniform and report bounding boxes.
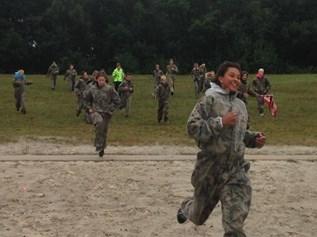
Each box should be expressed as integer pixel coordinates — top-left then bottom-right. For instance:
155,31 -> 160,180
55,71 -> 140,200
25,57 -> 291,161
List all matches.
65,68 -> 78,91
199,65 -> 207,92
84,84 -> 121,152
179,83 -> 261,237
153,68 -> 163,88
74,76 -> 89,116
192,66 -> 201,96
13,71 -> 27,114
47,62 -> 59,90
237,80 -> 249,104
166,63 -> 178,94
250,76 -> 271,115
118,79 -> 134,117
156,81 -> 171,123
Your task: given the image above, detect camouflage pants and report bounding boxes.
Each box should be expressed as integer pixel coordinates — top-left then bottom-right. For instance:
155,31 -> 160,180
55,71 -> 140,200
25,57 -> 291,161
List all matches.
194,79 -> 202,96
14,85 -> 26,113
68,78 -> 76,91
90,112 -> 112,151
51,75 -> 57,90
122,96 -> 132,117
180,152 -> 252,237
158,100 -> 168,122
168,75 -> 175,94
256,95 -> 265,114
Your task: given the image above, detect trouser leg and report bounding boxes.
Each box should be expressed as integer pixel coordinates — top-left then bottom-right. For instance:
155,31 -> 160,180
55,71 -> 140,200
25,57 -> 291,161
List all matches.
180,152 -> 220,225
158,101 -> 164,122
256,95 -> 264,114
14,88 -> 21,111
220,173 -> 252,237
194,80 -> 199,96
92,113 -> 111,151
162,101 -> 168,122
125,96 -> 131,117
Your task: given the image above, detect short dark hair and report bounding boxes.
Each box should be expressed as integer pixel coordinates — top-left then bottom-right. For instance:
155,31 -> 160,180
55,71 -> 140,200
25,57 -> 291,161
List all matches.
214,61 -> 241,86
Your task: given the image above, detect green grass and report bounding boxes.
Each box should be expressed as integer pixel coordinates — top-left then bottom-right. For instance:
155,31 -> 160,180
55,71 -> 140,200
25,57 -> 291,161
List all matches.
1,74 -> 317,146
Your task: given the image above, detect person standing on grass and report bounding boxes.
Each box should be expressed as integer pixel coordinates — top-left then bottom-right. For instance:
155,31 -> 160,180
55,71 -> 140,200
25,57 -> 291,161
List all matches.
250,68 -> 271,116
74,71 -> 90,117
153,64 -> 164,93
84,73 -> 121,157
166,58 -> 178,95
112,62 -> 125,91
13,69 -> 30,114
192,62 -> 201,96
47,61 -> 59,90
156,75 -> 171,123
64,64 -> 78,91
118,73 -> 134,117
177,61 -> 266,237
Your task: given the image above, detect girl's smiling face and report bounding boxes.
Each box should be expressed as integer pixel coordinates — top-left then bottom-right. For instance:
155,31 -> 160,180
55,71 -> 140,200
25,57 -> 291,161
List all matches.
219,67 -> 241,92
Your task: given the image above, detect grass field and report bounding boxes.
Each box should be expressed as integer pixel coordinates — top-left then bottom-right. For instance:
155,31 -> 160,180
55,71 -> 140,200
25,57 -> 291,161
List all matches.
1,74 -> 316,146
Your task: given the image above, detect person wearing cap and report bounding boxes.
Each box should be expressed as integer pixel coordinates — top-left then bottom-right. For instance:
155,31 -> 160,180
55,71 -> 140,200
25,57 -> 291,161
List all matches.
250,68 -> 271,116
155,75 -> 171,123
13,69 -> 30,114
177,61 -> 266,237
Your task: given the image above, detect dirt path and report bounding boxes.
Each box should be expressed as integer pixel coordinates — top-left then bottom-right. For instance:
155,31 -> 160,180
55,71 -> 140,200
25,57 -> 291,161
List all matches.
0,141 -> 316,236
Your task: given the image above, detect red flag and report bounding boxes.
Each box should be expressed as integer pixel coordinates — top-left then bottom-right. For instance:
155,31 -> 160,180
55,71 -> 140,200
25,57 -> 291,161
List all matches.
263,95 -> 278,117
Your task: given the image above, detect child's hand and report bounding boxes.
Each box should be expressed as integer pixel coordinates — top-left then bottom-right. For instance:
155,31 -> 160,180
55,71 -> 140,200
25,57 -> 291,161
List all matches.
256,132 -> 266,148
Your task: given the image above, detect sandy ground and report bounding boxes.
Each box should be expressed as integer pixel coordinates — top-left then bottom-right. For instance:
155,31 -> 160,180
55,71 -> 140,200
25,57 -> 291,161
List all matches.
0,141 -> 316,237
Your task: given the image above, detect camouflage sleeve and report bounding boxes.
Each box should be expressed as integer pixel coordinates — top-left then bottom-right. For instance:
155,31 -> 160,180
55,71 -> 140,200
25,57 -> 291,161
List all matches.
187,96 -> 223,143
244,130 -> 259,148
83,88 -> 93,110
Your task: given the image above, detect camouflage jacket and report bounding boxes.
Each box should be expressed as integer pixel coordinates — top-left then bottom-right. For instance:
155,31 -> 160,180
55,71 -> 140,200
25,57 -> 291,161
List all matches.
84,84 -> 121,115
74,78 -> 89,96
192,67 -> 200,81
156,82 -> 170,102
48,63 -> 59,75
188,83 -> 259,158
166,64 -> 178,75
65,69 -> 77,80
251,77 -> 271,95
153,69 -> 163,83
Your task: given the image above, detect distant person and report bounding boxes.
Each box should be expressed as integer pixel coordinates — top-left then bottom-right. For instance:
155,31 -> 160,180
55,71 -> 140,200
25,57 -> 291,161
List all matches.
237,71 -> 250,104
118,73 -> 134,117
166,58 -> 178,94
12,69 -> 30,114
250,68 -> 271,116
202,70 -> 215,92
156,75 -> 171,123
153,64 -> 164,91
84,73 -> 121,157
64,64 -> 78,91
112,63 -> 125,91
74,71 -> 90,117
199,63 -> 207,92
47,61 -> 59,90
177,61 -> 266,237
191,63 -> 201,96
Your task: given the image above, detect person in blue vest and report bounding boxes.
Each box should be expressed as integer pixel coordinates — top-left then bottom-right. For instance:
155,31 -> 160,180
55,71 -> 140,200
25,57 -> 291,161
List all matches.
13,69 -> 30,114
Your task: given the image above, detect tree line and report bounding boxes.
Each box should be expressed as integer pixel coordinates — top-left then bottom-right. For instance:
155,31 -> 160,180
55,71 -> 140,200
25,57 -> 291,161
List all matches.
1,0 -> 317,74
